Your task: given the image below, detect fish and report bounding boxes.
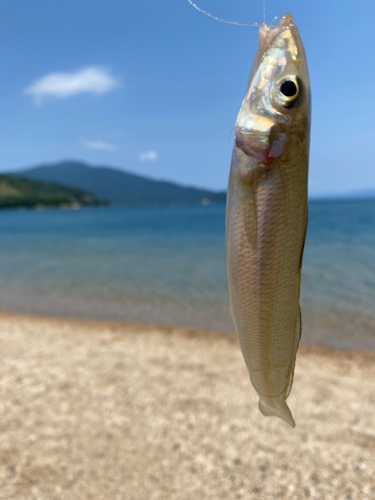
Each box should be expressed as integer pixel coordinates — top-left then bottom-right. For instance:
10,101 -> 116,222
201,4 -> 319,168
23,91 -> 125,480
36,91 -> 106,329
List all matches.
225,13 -> 311,427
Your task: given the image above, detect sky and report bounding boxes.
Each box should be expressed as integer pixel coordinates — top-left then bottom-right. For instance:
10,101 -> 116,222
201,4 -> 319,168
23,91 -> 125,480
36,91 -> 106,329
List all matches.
0,0 -> 374,196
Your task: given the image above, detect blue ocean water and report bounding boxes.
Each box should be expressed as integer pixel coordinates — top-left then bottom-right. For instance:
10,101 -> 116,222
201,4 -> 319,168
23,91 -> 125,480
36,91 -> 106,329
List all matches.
0,201 -> 374,350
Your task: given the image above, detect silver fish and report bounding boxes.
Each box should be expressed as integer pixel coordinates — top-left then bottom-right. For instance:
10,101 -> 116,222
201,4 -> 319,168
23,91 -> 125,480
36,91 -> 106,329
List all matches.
226,13 -> 311,427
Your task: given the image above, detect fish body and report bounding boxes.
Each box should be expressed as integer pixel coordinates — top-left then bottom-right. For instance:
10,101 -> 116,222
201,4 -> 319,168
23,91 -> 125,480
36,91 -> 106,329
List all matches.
226,14 -> 311,427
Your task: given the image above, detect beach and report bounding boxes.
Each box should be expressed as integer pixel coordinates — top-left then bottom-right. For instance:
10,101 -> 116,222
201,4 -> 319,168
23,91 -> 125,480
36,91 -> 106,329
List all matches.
0,311 -> 373,499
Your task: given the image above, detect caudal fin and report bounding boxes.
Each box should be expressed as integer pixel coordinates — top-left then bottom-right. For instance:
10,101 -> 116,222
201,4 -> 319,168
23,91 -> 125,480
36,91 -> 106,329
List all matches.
259,397 -> 295,428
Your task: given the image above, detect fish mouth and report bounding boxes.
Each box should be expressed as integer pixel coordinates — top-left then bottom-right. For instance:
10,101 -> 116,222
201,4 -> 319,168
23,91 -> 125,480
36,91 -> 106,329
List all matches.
258,13 -> 296,53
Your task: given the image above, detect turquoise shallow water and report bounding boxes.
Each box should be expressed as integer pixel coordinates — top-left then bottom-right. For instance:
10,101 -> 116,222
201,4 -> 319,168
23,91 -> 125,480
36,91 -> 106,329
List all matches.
0,200 -> 374,350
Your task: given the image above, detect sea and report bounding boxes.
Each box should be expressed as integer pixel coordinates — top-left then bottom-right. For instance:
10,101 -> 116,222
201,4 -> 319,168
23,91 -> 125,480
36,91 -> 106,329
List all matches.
0,200 -> 374,350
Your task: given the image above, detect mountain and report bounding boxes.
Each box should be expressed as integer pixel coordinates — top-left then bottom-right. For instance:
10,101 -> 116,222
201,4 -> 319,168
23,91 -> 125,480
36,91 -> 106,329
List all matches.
310,190 -> 375,201
341,189 -> 375,200
10,161 -> 227,206
0,174 -> 106,209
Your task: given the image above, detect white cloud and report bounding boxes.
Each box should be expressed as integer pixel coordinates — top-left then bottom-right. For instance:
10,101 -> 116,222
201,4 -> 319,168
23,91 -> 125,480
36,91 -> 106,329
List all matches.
23,66 -> 120,104
81,139 -> 118,152
139,150 -> 158,162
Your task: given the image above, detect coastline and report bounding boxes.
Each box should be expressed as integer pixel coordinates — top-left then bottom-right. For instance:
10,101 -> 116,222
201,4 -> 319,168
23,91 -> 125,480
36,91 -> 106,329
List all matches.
0,310 -> 374,499
1,308 -> 375,353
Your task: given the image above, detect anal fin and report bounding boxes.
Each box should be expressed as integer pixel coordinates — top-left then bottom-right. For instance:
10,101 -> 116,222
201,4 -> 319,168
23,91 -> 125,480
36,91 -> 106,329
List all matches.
285,306 -> 302,399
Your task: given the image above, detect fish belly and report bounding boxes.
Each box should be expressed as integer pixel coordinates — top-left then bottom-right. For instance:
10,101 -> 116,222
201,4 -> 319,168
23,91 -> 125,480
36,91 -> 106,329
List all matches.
226,146 -> 307,427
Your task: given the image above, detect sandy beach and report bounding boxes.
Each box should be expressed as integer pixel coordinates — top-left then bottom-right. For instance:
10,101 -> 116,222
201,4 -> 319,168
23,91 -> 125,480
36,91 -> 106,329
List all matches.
0,311 -> 373,499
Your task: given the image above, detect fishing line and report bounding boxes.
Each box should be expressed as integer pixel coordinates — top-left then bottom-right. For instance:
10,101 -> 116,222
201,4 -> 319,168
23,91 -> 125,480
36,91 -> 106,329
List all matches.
263,0 -> 266,23
228,127 -> 235,143
186,0 -> 260,26
186,1 -> 282,29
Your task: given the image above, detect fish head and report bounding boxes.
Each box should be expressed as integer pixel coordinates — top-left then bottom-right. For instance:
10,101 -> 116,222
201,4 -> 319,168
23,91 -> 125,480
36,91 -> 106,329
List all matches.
235,13 -> 310,163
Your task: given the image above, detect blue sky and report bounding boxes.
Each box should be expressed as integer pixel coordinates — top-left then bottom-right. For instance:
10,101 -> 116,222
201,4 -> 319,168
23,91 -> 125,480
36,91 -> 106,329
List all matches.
0,0 -> 373,196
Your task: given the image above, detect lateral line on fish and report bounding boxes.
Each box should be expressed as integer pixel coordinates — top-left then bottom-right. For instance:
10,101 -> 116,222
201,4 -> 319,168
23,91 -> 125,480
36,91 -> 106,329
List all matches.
266,164 -> 287,370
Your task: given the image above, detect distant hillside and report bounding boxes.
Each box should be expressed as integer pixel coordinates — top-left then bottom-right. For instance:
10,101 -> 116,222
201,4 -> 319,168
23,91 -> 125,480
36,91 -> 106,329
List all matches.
0,174 -> 106,209
10,161 -> 227,206
341,189 -> 375,200
310,190 -> 375,201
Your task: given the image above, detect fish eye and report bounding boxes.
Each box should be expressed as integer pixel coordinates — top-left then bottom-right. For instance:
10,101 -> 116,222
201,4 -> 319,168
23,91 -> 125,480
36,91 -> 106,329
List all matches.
280,80 -> 298,98
277,76 -> 300,107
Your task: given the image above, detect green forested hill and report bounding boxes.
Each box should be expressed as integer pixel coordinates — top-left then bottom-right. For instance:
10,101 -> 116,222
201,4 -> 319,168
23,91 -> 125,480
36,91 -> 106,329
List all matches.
0,174 -> 106,209
12,161 -> 227,206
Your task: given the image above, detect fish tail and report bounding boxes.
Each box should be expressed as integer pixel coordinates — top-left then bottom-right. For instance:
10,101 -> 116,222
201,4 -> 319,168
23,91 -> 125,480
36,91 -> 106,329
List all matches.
258,395 -> 295,428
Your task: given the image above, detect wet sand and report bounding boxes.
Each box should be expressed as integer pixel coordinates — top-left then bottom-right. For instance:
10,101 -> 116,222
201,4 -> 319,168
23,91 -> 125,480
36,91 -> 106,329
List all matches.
0,311 -> 374,499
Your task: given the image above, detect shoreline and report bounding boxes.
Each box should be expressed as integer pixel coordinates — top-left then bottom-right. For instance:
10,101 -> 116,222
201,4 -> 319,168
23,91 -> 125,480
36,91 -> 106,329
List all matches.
1,308 -> 374,359
0,310 -> 374,498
